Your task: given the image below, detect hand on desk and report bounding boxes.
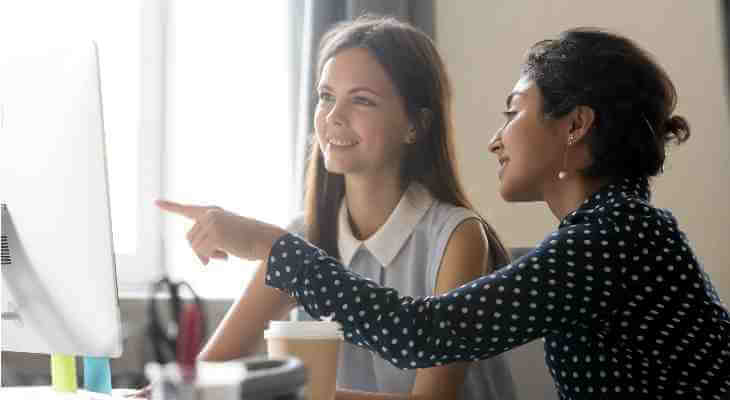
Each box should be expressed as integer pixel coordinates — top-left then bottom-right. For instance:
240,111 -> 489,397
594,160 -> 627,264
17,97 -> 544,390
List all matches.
156,200 -> 286,266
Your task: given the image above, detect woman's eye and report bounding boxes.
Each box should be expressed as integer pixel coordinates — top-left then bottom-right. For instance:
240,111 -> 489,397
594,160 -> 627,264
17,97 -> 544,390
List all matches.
353,96 -> 375,106
318,92 -> 335,103
502,110 -> 517,119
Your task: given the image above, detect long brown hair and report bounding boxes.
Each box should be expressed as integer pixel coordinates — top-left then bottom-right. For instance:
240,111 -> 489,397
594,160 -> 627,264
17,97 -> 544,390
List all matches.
304,15 -> 509,269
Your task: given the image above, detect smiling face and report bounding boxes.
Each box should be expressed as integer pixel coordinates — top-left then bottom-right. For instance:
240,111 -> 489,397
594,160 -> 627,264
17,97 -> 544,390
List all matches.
314,47 -> 413,179
488,76 -> 568,202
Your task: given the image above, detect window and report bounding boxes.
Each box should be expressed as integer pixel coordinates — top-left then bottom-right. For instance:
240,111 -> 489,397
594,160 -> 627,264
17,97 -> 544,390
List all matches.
164,1 -> 294,298
1,1 -> 295,297
0,0 -> 147,284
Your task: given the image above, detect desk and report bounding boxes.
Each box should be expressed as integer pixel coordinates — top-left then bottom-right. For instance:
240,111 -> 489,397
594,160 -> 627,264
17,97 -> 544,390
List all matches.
3,358 -> 305,399
0,387 -> 140,399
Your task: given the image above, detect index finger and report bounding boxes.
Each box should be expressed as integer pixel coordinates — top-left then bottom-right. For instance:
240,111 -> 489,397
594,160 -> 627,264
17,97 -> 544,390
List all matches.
156,199 -> 209,220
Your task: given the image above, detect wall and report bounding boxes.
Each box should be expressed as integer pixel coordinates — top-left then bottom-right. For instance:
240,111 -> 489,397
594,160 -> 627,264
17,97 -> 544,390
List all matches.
435,2 -> 729,399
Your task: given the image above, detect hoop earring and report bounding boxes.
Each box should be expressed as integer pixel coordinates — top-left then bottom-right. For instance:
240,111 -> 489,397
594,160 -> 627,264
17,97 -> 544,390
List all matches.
557,134 -> 576,180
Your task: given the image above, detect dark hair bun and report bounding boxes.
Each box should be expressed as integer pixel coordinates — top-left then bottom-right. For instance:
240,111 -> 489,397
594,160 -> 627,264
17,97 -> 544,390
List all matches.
522,28 -> 693,180
663,115 -> 691,145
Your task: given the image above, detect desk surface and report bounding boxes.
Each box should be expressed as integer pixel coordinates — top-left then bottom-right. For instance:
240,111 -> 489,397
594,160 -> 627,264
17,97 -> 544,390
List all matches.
0,387 -> 140,400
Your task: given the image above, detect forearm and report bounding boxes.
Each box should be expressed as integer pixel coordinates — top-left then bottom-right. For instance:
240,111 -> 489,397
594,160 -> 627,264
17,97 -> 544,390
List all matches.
266,226 -> 624,369
198,303 -> 261,361
265,234 -> 497,369
199,261 -> 294,361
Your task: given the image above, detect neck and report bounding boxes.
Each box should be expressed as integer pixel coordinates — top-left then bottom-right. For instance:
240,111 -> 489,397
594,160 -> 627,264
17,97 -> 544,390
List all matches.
543,175 -> 611,221
344,172 -> 406,241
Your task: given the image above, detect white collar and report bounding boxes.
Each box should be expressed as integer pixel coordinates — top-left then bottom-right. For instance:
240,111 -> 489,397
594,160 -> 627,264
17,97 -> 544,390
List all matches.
337,182 -> 435,267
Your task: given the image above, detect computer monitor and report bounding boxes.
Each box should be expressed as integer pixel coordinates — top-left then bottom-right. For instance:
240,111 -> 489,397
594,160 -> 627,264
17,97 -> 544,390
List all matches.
0,41 -> 123,361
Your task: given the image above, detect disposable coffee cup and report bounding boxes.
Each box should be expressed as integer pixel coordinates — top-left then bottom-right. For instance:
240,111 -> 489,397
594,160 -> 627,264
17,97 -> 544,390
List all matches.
264,320 -> 343,400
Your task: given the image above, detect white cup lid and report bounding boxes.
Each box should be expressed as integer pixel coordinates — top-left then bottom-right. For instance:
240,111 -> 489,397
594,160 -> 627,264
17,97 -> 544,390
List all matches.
264,320 -> 343,340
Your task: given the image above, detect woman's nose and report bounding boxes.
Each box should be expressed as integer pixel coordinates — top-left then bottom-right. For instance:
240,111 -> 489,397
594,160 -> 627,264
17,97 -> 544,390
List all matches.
325,102 -> 346,127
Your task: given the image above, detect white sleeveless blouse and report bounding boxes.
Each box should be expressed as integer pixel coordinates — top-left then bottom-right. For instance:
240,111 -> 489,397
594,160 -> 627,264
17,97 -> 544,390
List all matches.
290,183 -> 516,399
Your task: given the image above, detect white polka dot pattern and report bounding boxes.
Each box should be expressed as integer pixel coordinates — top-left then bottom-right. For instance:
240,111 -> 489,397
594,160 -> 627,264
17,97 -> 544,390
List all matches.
266,178 -> 730,399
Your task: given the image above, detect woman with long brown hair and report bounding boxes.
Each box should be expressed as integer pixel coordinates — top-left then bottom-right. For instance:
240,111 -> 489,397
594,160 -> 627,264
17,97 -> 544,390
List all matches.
158,16 -> 515,400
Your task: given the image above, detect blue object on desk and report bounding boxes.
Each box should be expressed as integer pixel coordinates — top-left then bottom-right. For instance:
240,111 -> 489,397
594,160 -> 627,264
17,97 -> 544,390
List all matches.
83,356 -> 112,394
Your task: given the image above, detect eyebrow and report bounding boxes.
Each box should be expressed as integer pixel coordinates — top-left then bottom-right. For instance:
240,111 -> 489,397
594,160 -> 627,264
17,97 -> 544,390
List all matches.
318,83 -> 382,97
505,90 -> 524,109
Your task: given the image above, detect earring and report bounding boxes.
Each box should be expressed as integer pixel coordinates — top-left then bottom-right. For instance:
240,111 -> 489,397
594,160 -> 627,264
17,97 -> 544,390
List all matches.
405,128 -> 417,144
557,134 -> 576,180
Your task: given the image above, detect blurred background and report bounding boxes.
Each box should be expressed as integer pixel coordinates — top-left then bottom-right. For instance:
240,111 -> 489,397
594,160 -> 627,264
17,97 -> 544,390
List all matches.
2,1 -> 728,399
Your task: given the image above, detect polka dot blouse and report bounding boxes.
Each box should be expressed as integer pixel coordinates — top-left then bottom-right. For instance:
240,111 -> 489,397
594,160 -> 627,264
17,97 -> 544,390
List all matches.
266,178 -> 730,399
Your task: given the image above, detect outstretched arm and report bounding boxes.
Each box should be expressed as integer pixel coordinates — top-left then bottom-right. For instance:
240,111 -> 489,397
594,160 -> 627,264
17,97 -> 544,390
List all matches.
266,225 -> 622,369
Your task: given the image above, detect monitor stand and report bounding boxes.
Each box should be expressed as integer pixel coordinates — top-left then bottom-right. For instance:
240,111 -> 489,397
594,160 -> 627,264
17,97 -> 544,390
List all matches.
2,204 -> 113,396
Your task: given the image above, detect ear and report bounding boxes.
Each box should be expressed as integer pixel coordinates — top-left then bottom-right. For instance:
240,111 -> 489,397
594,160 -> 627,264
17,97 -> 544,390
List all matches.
567,105 -> 595,144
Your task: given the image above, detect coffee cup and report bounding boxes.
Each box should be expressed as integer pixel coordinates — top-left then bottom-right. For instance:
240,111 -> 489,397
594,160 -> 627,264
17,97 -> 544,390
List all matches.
264,320 -> 343,400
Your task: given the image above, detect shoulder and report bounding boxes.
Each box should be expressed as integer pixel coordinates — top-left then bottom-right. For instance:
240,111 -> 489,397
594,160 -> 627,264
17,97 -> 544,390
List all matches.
430,202 -> 488,274
568,189 -> 683,247
434,217 -> 489,292
444,218 -> 488,257
414,201 -> 489,291
421,201 -> 482,240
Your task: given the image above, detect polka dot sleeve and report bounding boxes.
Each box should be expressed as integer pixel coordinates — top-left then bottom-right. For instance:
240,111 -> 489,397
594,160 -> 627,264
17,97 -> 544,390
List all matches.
265,222 -> 624,369
266,178 -> 730,397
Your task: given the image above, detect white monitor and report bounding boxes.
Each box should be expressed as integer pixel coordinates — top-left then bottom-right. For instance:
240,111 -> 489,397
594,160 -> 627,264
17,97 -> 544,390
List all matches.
0,41 -> 123,358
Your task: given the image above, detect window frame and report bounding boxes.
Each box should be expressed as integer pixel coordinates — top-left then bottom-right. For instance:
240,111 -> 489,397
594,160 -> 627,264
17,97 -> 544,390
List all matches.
117,0 -> 297,297
116,0 -> 167,291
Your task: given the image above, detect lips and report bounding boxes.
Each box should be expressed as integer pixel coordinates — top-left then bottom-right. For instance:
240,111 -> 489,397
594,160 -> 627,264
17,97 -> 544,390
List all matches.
327,136 -> 360,147
497,157 -> 509,178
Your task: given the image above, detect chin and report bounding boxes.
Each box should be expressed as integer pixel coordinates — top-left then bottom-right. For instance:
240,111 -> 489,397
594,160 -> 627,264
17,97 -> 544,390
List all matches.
499,181 -> 540,203
323,161 -> 360,176
324,165 -> 346,175
500,190 -> 524,203
323,159 -> 348,174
